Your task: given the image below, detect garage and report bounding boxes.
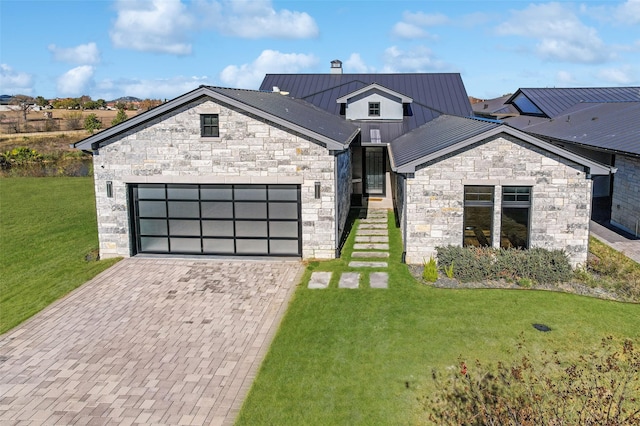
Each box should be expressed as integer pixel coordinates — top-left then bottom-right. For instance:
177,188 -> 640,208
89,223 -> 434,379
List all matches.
129,183 -> 301,256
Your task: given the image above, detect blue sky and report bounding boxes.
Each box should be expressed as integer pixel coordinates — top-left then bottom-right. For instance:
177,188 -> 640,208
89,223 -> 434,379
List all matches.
2,0 -> 640,101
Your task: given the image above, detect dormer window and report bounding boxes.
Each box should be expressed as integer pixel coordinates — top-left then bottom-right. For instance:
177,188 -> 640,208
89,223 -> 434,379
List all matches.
368,102 -> 380,117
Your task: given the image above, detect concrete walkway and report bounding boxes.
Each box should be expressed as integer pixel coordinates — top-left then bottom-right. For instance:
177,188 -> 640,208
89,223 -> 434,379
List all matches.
0,258 -> 303,425
590,220 -> 640,264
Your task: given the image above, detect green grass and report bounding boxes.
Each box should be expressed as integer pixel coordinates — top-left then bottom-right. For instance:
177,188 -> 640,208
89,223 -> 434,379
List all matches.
0,177 -> 119,334
236,211 -> 640,425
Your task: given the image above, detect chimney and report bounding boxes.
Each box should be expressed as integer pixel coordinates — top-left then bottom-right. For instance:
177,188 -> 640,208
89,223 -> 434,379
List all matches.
330,59 -> 343,74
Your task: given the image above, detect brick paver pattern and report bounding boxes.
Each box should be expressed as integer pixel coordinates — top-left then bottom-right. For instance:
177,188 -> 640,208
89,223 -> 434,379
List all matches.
0,258 -> 303,425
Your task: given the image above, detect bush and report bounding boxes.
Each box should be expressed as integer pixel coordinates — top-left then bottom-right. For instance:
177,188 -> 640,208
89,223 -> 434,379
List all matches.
84,113 -> 102,134
64,111 -> 83,130
436,246 -> 572,283
425,336 -> 640,425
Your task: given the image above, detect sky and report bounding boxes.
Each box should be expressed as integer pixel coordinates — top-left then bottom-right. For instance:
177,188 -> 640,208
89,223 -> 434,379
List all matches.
1,0 -> 640,101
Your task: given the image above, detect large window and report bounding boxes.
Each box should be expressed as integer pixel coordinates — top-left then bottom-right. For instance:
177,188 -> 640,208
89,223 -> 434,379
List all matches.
200,114 -> 219,137
500,186 -> 531,249
368,102 -> 380,117
463,186 -> 494,247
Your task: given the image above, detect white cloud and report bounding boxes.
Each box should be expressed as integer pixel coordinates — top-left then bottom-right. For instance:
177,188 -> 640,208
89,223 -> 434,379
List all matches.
555,70 -> 576,85
0,64 -> 34,95
48,42 -> 100,64
57,65 -> 94,96
220,50 -> 318,88
614,0 -> 640,25
344,53 -> 375,73
496,3 -> 611,64
597,67 -> 636,85
197,0 -> 318,39
95,75 -> 215,100
110,0 -> 194,55
391,11 -> 448,39
380,46 -> 447,73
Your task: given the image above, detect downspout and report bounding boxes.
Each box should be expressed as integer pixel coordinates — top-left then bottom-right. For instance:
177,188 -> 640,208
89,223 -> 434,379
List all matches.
402,174 -> 408,263
334,152 -> 340,259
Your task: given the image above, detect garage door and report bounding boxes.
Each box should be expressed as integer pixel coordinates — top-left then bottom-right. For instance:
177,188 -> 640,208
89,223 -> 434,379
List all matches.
130,183 -> 301,256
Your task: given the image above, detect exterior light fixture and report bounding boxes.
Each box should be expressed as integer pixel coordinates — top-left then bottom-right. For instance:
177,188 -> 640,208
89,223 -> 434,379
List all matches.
314,182 -> 321,199
106,181 -> 113,198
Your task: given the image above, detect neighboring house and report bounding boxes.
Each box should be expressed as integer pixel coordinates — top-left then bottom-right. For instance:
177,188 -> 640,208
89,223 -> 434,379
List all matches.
473,87 -> 640,236
75,62 -> 614,266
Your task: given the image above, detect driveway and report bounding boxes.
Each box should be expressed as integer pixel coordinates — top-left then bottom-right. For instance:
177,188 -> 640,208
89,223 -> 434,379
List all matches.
0,258 -> 303,425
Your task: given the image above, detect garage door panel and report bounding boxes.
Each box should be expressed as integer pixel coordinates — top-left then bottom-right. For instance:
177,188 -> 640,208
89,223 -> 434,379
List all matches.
132,184 -> 301,256
202,221 -> 234,236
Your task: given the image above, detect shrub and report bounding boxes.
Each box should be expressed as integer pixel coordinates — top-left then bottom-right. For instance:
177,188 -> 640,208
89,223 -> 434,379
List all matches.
422,256 -> 439,282
84,113 -> 103,134
63,111 -> 83,130
436,246 -> 572,283
442,262 -> 455,279
425,336 -> 640,425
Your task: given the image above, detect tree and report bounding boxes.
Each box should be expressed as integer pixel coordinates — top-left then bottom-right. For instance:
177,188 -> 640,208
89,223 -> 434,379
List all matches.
10,95 -> 34,121
111,108 -> 128,126
35,96 -> 49,107
84,113 -> 102,134
139,98 -> 163,111
96,99 -> 107,109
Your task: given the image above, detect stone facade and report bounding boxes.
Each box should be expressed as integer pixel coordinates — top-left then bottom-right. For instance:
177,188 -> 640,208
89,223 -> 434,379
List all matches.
611,155 -> 640,236
92,97 -> 348,259
401,134 -> 592,266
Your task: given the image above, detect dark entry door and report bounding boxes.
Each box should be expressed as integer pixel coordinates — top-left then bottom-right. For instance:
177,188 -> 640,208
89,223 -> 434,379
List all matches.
365,147 -> 385,196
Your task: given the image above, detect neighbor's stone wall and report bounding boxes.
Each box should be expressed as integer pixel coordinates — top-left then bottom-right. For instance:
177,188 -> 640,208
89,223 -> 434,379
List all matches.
403,134 -> 592,267
611,155 -> 640,235
92,98 -> 340,259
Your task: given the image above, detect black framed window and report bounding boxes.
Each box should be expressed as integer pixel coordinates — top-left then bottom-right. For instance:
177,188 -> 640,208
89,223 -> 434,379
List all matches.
501,186 -> 531,249
200,114 -> 219,137
463,186 -> 494,247
368,102 -> 380,117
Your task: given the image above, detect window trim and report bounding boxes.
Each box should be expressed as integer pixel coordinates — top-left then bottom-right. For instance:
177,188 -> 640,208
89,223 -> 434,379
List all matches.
500,186 -> 532,249
463,185 -> 494,248
200,114 -> 219,137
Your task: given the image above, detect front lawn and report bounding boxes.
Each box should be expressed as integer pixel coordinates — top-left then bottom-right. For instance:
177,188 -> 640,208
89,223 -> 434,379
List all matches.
0,177 -> 119,334
236,211 -> 640,425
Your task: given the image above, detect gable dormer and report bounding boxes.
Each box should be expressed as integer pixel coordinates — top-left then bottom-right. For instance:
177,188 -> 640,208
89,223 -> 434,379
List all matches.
336,83 -> 413,121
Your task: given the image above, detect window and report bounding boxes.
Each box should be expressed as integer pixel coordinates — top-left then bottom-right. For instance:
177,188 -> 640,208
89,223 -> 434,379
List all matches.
501,186 -> 531,249
200,114 -> 219,137
368,102 -> 380,117
512,94 -> 544,116
463,186 -> 494,247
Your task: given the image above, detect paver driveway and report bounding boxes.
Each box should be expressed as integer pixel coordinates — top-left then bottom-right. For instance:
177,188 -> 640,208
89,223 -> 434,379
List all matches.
0,258 -> 303,425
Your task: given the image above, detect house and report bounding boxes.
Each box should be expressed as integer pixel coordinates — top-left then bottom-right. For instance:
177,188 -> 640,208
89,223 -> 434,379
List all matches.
75,62 -> 614,266
473,87 -> 639,236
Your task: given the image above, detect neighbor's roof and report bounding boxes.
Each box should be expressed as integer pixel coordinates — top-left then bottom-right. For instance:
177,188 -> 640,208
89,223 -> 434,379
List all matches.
74,86 -> 360,152
389,115 -> 613,176
509,101 -> 640,156
260,73 -> 473,133
506,87 -> 640,118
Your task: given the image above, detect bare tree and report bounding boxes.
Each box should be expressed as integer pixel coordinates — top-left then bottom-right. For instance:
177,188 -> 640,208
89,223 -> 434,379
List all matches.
10,95 -> 35,122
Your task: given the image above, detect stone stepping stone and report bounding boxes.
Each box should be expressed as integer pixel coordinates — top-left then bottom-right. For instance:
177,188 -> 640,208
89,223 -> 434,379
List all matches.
370,272 -> 388,289
358,224 -> 387,229
338,272 -> 360,289
356,229 -> 388,236
355,236 -> 389,243
349,261 -> 388,268
361,218 -> 387,223
352,251 -> 389,258
308,272 -> 331,289
353,243 -> 389,250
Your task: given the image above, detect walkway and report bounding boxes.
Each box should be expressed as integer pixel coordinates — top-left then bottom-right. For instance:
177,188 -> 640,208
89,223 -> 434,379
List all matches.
590,220 -> 640,264
0,258 -> 303,425
309,208 -> 390,289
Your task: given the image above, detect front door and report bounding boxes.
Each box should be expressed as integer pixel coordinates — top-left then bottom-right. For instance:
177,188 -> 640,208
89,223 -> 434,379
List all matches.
365,147 -> 385,196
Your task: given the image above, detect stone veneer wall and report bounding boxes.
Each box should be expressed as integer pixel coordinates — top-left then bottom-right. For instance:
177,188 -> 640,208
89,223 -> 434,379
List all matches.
92,97 -> 341,259
611,155 -> 640,235
403,134 -> 592,267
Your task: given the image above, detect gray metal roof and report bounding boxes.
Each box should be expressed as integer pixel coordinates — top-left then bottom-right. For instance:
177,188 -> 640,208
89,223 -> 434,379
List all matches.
390,115 -> 499,169
74,86 -> 359,152
260,73 -> 473,133
472,94 -> 518,118
507,102 -> 640,156
506,87 -> 640,118
389,115 -> 613,176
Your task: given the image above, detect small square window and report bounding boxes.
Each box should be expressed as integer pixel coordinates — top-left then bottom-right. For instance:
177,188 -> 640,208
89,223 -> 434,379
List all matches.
368,102 -> 380,117
200,114 -> 219,137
